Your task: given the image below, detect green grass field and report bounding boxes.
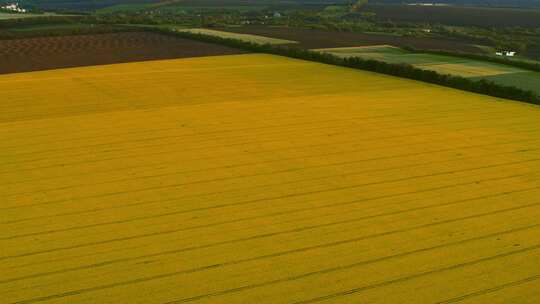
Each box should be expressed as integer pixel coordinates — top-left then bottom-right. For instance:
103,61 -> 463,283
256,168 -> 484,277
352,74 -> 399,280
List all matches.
479,72 -> 540,95
177,28 -> 297,45
317,46 -> 474,66
318,45 -> 538,93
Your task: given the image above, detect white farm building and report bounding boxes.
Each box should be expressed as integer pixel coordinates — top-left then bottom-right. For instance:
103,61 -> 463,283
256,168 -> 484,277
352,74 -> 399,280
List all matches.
1,3 -> 27,13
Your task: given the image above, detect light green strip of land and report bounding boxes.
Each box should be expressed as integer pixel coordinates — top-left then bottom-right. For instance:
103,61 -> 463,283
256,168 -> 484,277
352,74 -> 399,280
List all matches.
177,28 -> 297,45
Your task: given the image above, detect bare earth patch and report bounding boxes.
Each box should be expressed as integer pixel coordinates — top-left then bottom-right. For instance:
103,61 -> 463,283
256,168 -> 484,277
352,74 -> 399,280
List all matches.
0,31 -> 246,74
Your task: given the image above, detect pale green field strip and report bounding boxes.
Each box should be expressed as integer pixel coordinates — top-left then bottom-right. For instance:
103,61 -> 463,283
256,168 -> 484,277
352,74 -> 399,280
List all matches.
0,13 -> 37,19
0,12 -> 67,19
1,54 -> 540,303
317,45 -> 527,77
317,45 -> 539,94
176,28 -> 297,45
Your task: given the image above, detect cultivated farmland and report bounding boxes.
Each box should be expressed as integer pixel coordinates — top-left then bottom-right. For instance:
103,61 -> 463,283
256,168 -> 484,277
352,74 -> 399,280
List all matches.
217,26 -> 485,53
316,45 -> 522,75
0,12 -> 61,20
0,12 -> 73,20
479,72 -> 540,95
0,13 -> 34,20
365,4 -> 540,28
317,45 -> 540,94
1,54 -> 540,303
0,32 -> 245,74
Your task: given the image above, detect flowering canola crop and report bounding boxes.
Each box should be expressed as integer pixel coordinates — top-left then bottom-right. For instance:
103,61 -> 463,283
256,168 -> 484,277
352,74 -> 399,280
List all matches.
1,54 -> 539,304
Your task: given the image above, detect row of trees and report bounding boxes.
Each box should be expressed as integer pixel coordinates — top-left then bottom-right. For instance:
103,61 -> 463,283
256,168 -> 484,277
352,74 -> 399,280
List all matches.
149,27 -> 539,105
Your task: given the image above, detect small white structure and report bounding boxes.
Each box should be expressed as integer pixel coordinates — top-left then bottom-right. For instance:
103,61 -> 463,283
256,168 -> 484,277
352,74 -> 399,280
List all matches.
1,3 -> 27,13
408,3 -> 449,6
495,51 -> 516,57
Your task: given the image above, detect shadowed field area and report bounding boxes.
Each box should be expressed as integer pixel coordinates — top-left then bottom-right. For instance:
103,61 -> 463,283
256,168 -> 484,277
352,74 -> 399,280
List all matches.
364,4 -> 540,28
1,54 -> 540,303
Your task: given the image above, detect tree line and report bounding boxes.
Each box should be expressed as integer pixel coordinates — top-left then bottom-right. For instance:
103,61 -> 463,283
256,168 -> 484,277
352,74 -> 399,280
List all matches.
147,27 -> 539,105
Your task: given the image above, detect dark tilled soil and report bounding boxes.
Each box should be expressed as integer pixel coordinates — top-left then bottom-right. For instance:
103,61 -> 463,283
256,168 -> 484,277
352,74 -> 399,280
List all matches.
217,26 -> 484,53
365,4 -> 540,28
0,32 -> 246,74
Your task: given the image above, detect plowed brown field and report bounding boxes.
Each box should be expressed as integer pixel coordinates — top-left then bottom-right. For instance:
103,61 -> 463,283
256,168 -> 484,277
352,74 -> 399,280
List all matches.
0,32 -> 245,74
1,54 -> 539,303
217,26 -> 485,53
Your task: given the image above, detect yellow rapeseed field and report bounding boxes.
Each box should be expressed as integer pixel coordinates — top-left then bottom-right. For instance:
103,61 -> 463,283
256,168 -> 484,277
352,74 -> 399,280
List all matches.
1,54 -> 539,303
